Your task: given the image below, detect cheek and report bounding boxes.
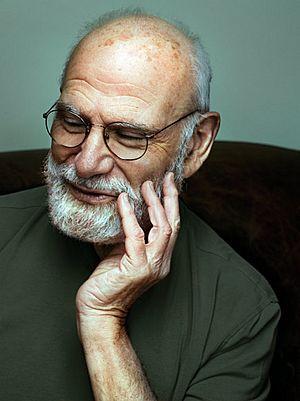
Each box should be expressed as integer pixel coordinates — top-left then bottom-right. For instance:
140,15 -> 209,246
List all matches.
146,136 -> 181,169
127,150 -> 175,188
51,143 -> 79,164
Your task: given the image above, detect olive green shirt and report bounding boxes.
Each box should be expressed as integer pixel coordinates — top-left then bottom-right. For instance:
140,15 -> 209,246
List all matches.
0,187 -> 280,401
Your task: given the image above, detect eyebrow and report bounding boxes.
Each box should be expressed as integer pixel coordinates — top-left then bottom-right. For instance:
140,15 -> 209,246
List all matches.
56,101 -> 82,115
55,100 -> 160,133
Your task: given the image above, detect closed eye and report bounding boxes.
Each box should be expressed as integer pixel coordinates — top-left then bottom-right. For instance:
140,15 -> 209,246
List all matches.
64,118 -> 83,127
55,111 -> 86,133
117,132 -> 145,141
111,127 -> 146,141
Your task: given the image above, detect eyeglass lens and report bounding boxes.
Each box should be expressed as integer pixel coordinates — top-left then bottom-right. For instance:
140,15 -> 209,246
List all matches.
45,109 -> 148,160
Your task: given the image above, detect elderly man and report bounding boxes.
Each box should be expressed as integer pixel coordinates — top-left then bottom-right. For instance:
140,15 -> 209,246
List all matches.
0,10 -> 280,401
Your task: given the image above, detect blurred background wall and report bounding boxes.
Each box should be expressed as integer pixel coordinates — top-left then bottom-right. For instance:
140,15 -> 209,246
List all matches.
0,0 -> 299,151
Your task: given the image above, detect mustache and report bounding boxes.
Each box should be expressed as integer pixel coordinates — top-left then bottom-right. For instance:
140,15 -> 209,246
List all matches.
44,153 -> 140,200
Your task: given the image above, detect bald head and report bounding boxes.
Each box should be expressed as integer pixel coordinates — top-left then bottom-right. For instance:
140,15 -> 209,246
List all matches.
61,10 -> 212,112
48,10 -> 220,233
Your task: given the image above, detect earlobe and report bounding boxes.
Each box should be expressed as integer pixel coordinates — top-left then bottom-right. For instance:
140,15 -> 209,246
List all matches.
183,112 -> 220,179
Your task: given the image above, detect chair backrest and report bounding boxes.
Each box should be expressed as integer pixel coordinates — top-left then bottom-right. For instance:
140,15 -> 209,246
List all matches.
1,141 -> 299,400
182,142 -> 300,401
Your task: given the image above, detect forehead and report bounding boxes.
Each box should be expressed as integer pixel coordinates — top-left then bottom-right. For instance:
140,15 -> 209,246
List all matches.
63,25 -> 193,117
72,17 -> 190,68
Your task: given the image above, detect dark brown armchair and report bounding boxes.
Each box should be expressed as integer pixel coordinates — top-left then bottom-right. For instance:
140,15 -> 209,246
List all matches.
0,141 -> 299,400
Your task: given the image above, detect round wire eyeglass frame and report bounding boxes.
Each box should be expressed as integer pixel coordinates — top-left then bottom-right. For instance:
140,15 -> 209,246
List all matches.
43,102 -> 202,161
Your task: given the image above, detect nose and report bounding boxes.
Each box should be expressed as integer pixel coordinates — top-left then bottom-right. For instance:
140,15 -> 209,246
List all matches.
74,126 -> 115,178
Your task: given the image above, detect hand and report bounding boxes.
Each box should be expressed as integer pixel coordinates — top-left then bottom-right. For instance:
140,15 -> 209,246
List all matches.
76,172 -> 180,335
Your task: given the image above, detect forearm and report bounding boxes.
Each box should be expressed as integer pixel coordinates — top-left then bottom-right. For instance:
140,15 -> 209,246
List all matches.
76,175 -> 179,400
80,318 -> 157,401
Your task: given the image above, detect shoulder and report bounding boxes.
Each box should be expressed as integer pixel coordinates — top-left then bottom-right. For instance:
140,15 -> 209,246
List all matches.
0,186 -> 47,209
0,186 -> 48,250
176,200 -> 280,348
178,200 -> 277,300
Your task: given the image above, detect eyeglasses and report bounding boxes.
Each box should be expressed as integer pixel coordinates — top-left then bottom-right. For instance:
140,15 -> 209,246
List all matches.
43,102 -> 201,161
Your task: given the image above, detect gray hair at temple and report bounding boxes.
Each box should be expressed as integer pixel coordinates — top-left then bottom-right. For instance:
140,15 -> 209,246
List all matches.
60,8 -> 212,114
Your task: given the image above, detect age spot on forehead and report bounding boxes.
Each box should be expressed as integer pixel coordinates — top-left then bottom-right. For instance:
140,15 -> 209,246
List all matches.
173,51 -> 180,60
104,39 -> 114,46
100,31 -> 134,47
120,32 -> 133,41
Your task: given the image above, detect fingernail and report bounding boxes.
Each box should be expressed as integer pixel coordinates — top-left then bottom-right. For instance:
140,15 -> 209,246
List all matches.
121,192 -> 129,205
148,181 -> 154,190
166,172 -> 174,182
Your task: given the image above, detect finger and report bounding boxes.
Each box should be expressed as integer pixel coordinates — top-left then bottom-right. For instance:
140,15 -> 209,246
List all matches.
141,180 -> 172,253
162,172 -> 180,250
117,192 -> 146,261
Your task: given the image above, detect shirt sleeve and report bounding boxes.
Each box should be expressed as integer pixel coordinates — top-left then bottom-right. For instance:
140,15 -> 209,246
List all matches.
183,302 -> 280,401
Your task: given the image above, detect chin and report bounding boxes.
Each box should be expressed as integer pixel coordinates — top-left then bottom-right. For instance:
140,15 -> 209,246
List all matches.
43,151 -> 166,245
47,184 -> 125,244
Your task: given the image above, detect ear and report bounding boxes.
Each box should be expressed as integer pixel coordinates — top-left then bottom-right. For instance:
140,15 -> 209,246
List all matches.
183,111 -> 220,179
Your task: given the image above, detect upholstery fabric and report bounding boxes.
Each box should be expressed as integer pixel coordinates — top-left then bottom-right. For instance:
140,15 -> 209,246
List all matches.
0,141 -> 299,401
182,142 -> 300,400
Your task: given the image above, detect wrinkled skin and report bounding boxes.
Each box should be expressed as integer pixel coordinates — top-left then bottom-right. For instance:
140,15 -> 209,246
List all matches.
50,15 -> 220,401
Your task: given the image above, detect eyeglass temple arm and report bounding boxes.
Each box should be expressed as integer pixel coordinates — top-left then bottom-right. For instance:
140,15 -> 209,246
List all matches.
146,109 -> 204,138
43,101 -> 58,119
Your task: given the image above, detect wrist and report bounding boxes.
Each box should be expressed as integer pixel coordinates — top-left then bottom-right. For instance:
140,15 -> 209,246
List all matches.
77,311 -> 126,343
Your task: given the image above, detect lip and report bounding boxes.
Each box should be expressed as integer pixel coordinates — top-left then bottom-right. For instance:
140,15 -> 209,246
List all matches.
66,181 -> 119,205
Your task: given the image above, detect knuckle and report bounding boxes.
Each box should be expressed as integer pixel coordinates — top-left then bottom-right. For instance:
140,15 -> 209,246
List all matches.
132,226 -> 145,242
162,224 -> 172,237
159,264 -> 171,279
173,218 -> 181,233
173,186 -> 179,196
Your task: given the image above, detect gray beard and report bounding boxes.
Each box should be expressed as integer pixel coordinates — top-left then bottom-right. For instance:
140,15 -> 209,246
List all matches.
43,153 -> 185,245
